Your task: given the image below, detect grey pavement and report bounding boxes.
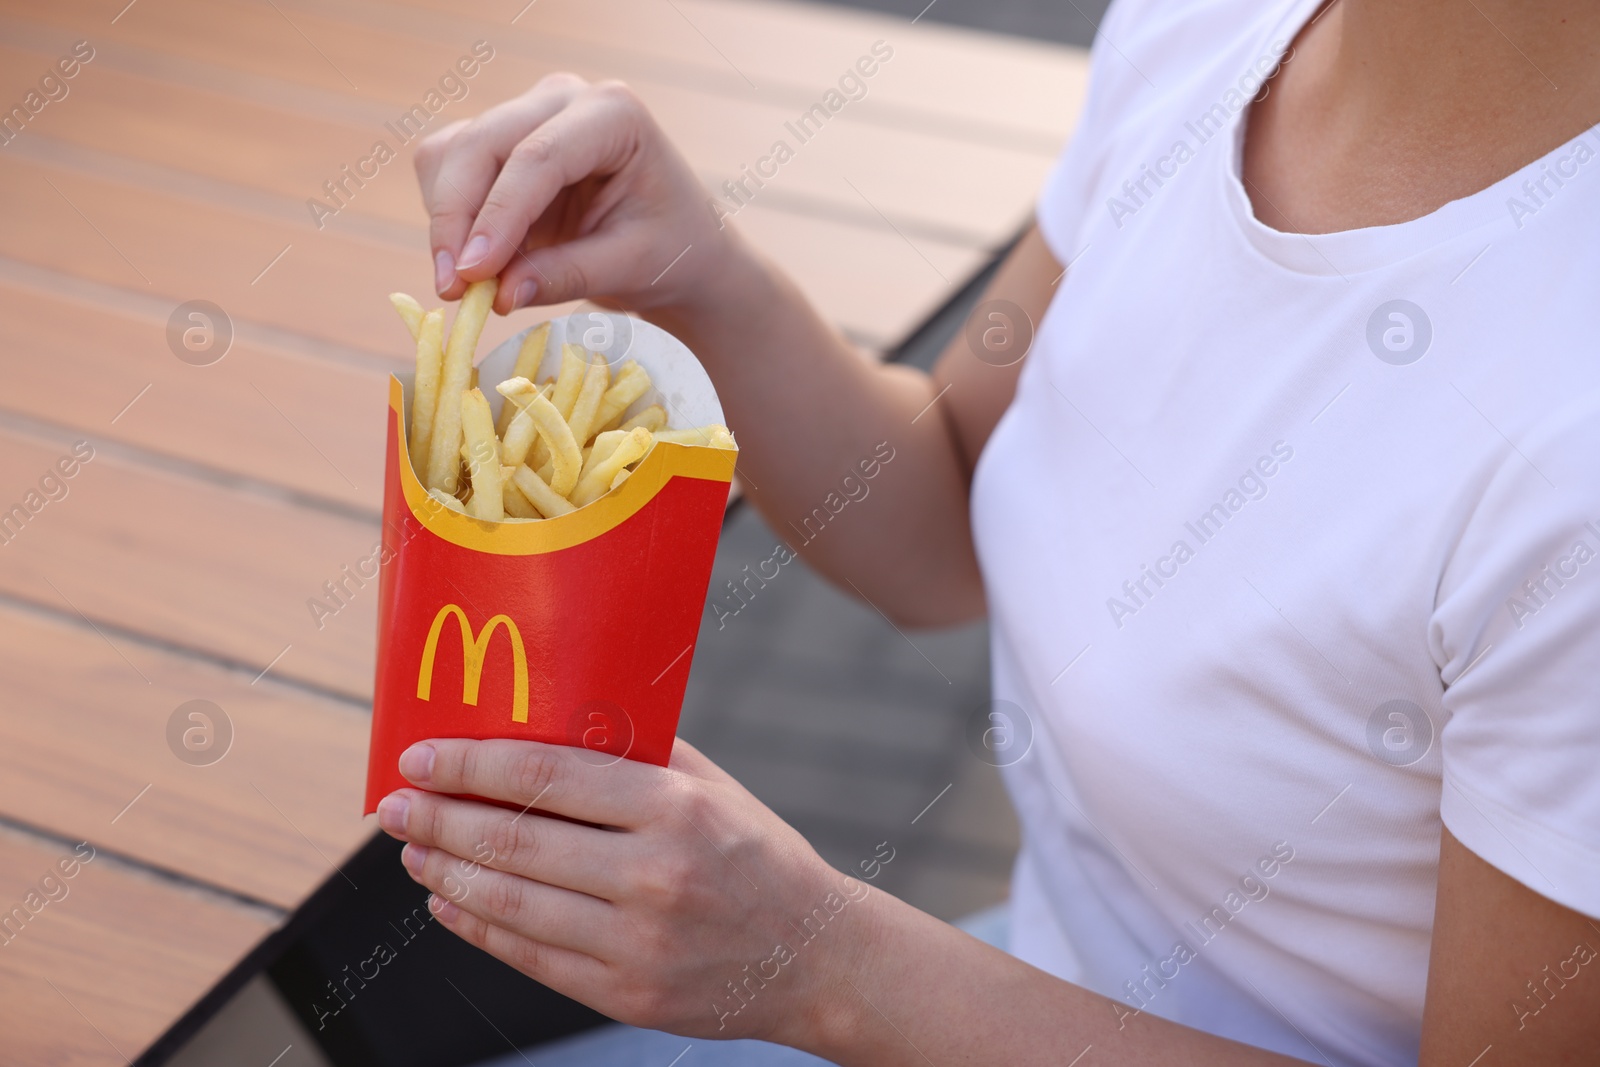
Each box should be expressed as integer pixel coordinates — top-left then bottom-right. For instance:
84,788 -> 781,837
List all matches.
809,0 -> 1113,48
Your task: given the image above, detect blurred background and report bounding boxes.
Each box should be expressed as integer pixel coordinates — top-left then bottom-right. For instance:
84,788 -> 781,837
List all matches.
0,0 -> 1106,1063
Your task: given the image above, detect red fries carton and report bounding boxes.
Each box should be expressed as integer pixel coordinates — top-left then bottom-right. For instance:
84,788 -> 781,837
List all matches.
363,312 -> 736,813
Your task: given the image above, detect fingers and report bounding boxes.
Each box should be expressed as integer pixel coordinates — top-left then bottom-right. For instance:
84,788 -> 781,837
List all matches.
454,84 -> 644,289
428,885 -> 606,996
377,788 -> 626,899
412,119 -> 468,297
496,228 -> 650,312
414,74 -> 588,298
401,842 -> 613,955
398,737 -> 659,827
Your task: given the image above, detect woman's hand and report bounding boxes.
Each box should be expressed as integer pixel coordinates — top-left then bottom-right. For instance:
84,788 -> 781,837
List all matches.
374,737 -> 878,1045
414,73 -> 746,318
373,735 -> 1345,1067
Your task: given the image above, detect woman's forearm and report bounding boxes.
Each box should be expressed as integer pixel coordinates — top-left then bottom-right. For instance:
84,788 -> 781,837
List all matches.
647,240 -> 986,627
795,887 -> 1302,1067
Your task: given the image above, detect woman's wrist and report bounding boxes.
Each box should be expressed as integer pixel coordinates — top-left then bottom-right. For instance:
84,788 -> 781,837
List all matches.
642,233 -> 792,371
777,880 -> 911,1063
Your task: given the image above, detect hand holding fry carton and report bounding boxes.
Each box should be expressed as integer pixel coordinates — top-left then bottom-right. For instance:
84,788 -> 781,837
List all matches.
364,282 -> 738,812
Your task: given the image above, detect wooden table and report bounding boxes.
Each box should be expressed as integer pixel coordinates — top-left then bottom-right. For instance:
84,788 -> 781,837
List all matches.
0,0 -> 1086,1061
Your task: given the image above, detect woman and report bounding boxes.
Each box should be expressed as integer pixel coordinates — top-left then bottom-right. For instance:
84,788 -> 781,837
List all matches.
374,0 -> 1600,1061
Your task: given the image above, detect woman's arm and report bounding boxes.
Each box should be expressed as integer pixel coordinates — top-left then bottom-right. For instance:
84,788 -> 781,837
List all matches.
414,75 -> 1056,626
819,827 -> 1600,1066
1418,831 -> 1600,1065
378,739 -> 1600,1067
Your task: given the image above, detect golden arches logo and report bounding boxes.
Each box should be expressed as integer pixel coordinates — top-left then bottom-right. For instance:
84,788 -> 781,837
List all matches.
416,604 -> 528,723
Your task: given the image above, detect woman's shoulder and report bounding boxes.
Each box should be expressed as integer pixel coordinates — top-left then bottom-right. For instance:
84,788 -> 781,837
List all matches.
1071,0 -> 1301,135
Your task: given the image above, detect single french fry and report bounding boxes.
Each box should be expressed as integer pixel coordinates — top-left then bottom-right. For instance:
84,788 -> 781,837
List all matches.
499,404 -> 539,467
408,308 -> 445,478
514,322 -> 553,381
653,425 -> 737,449
566,354 -> 611,448
496,322 -> 552,434
390,292 -> 425,340
496,377 -> 582,497
502,468 -> 541,518
571,427 -> 652,507
527,345 -> 588,469
591,362 -> 652,435
428,487 -> 466,514
610,468 -> 632,490
579,430 -> 629,482
461,388 -> 505,521
619,403 -> 667,434
550,344 -> 588,419
425,279 -> 497,493
511,465 -> 576,517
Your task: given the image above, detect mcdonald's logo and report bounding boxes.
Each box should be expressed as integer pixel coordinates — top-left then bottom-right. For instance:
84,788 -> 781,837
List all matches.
416,604 -> 528,723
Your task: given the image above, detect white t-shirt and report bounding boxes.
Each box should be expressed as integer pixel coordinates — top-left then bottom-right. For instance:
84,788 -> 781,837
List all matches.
970,0 -> 1600,1063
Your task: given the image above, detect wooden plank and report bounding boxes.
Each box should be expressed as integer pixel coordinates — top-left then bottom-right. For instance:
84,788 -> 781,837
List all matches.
0,153 -> 439,359
0,278 -> 390,511
733,202 -> 983,342
0,824 -> 276,1067
0,0 -> 1083,150
0,423 -> 380,702
325,0 -> 1087,151
0,598 -> 371,907
0,23 -> 1057,247
0,151 -> 980,353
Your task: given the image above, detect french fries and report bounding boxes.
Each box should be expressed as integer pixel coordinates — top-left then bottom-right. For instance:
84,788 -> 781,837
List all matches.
510,465 -> 576,518
392,292 -> 734,521
460,388 -> 505,522
427,487 -> 466,514
653,425 -> 737,449
408,309 -> 445,478
550,344 -> 588,419
390,292 -> 426,340
424,279 -> 497,495
565,353 -> 611,448
497,377 -> 583,496
592,361 -> 652,433
571,427 -> 652,507
496,322 -> 551,435
620,404 -> 667,433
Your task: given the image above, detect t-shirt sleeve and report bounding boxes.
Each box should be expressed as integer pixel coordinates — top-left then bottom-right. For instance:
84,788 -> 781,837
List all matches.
1431,390 -> 1600,919
1033,0 -> 1154,261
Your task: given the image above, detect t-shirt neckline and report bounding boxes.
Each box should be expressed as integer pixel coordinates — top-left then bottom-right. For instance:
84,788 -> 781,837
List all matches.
1218,0 -> 1600,277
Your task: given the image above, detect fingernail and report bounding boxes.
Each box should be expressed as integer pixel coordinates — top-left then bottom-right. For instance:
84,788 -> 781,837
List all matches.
512,279 -> 538,308
400,843 -> 428,875
377,793 -> 409,835
433,249 -> 454,294
456,234 -> 490,271
399,742 -> 436,783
